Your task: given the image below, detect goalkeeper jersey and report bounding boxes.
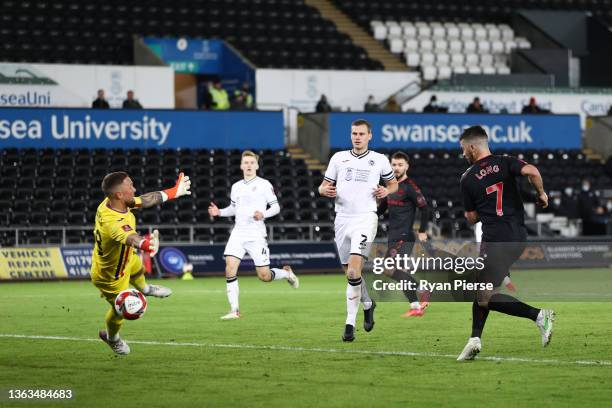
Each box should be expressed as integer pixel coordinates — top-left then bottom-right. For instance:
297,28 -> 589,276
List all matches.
91,198 -> 138,281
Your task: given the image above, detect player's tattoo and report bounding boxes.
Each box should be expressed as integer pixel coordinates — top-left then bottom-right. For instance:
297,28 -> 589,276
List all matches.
126,233 -> 144,248
140,191 -> 163,208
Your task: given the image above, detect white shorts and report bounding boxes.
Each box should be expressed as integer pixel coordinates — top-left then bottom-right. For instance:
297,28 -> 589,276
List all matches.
223,232 -> 270,267
334,212 -> 378,265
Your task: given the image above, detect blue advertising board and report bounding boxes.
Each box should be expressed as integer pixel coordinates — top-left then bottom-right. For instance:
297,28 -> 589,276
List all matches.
0,108 -> 283,149
329,113 -> 581,149
157,243 -> 343,275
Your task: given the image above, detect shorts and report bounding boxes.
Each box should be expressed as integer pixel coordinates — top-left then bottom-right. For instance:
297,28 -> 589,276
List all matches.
91,252 -> 143,305
224,232 -> 270,267
334,212 -> 378,265
477,241 -> 526,287
386,238 -> 416,259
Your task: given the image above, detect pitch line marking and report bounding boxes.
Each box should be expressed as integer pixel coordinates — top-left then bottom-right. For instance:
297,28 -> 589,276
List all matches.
1,333 -> 611,367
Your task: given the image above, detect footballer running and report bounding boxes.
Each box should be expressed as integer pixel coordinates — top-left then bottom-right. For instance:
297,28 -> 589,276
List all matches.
91,171 -> 191,355
456,126 -> 555,361
208,150 -> 299,320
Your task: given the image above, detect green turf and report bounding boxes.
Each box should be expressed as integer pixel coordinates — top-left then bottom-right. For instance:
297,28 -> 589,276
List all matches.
1,274 -> 612,407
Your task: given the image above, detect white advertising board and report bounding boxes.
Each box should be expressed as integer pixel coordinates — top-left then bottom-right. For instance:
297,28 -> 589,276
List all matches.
255,69 -> 420,112
0,63 -> 174,109
403,90 -> 612,128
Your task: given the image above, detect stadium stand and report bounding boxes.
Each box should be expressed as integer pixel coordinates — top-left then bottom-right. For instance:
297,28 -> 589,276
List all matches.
2,147 -> 608,245
333,0 -> 612,78
0,0 -> 383,70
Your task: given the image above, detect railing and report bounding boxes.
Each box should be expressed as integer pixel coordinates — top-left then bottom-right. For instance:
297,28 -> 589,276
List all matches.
0,223 -> 337,246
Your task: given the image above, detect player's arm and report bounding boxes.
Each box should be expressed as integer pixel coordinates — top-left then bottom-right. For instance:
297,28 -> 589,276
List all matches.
521,164 -> 548,208
461,178 -> 479,225
375,178 -> 398,198
109,223 -> 160,256
376,198 -> 388,216
209,185 -> 236,218
254,182 -> 280,220
129,172 -> 191,209
319,154 -> 338,197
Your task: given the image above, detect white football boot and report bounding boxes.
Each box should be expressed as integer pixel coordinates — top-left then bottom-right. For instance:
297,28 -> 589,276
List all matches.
144,284 -> 172,298
220,311 -> 241,320
284,265 -> 299,289
536,309 -> 555,347
457,337 -> 482,361
99,330 -> 130,355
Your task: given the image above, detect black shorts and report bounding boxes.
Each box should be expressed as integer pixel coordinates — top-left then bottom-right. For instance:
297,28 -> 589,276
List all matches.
477,241 -> 526,287
385,239 -> 415,258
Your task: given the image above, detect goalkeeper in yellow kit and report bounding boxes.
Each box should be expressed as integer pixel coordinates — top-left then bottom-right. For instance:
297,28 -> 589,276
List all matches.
91,171 -> 191,355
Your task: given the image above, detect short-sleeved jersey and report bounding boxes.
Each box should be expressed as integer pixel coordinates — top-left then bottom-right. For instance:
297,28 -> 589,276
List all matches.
91,198 -> 137,280
324,150 -> 394,216
379,177 -> 427,240
460,155 -> 527,240
228,176 -> 278,239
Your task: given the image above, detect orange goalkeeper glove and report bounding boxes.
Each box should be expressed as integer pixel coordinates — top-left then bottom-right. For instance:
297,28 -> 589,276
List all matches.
138,230 -> 159,256
162,172 -> 191,201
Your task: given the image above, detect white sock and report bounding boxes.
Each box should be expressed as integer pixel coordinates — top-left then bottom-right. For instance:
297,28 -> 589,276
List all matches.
226,277 -> 239,312
411,301 -> 421,310
361,282 -> 372,310
271,268 -> 289,281
142,284 -> 151,294
346,279 -> 362,326
107,332 -> 119,342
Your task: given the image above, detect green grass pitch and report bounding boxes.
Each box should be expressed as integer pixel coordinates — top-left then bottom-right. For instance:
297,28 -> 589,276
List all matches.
1,273 -> 612,407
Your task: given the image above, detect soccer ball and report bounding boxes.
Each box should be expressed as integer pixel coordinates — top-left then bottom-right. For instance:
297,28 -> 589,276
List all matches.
114,289 -> 147,320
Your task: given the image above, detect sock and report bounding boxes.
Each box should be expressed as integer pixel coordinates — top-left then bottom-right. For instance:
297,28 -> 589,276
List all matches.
488,293 -> 540,321
105,307 -> 123,341
226,277 -> 239,312
346,277 -> 362,326
390,270 -> 418,303
410,301 -> 421,310
270,268 -> 289,281
471,301 -> 489,338
130,270 -> 148,293
360,281 -> 372,310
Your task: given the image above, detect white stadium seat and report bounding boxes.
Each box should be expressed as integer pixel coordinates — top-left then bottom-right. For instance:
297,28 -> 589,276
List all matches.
449,39 -> 462,53
388,24 -> 402,37
437,66 -> 452,79
465,53 -> 478,67
494,54 -> 508,65
432,25 -> 446,39
491,40 -> 504,54
451,53 -> 465,67
403,24 -> 417,37
389,37 -> 404,54
487,26 -> 501,41
419,38 -> 434,51
372,23 -> 387,40
436,52 -> 450,66
405,52 -> 420,67
463,40 -> 476,53
423,66 -> 437,81
453,66 -> 468,75
500,24 -> 514,41
516,37 -> 531,49
468,66 -> 482,74
474,26 -> 487,40
460,26 -> 474,39
482,66 -> 496,74
420,52 -> 435,66
418,25 -> 432,38
404,38 -> 419,52
480,54 -> 494,67
478,40 -> 491,53
446,25 -> 460,39
496,65 -> 511,75
434,39 -> 448,51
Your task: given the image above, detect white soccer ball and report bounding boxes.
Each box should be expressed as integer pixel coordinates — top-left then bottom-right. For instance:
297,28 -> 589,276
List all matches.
114,289 -> 147,320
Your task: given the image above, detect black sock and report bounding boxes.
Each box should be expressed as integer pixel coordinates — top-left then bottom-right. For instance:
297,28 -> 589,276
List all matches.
390,270 -> 418,303
471,301 -> 489,338
488,293 -> 540,321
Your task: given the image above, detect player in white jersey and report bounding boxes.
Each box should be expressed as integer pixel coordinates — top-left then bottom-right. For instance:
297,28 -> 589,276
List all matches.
208,150 -> 299,320
318,119 -> 398,342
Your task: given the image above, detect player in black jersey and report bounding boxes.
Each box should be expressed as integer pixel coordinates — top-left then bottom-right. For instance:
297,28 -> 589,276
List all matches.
456,126 -> 555,361
377,151 -> 431,317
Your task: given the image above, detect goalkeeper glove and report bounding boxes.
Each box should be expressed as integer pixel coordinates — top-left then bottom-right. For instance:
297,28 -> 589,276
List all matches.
138,229 -> 160,257
162,172 -> 191,201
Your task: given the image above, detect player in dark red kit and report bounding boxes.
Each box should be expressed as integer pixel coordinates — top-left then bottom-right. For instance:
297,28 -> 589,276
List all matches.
377,151 -> 431,317
456,126 -> 555,361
